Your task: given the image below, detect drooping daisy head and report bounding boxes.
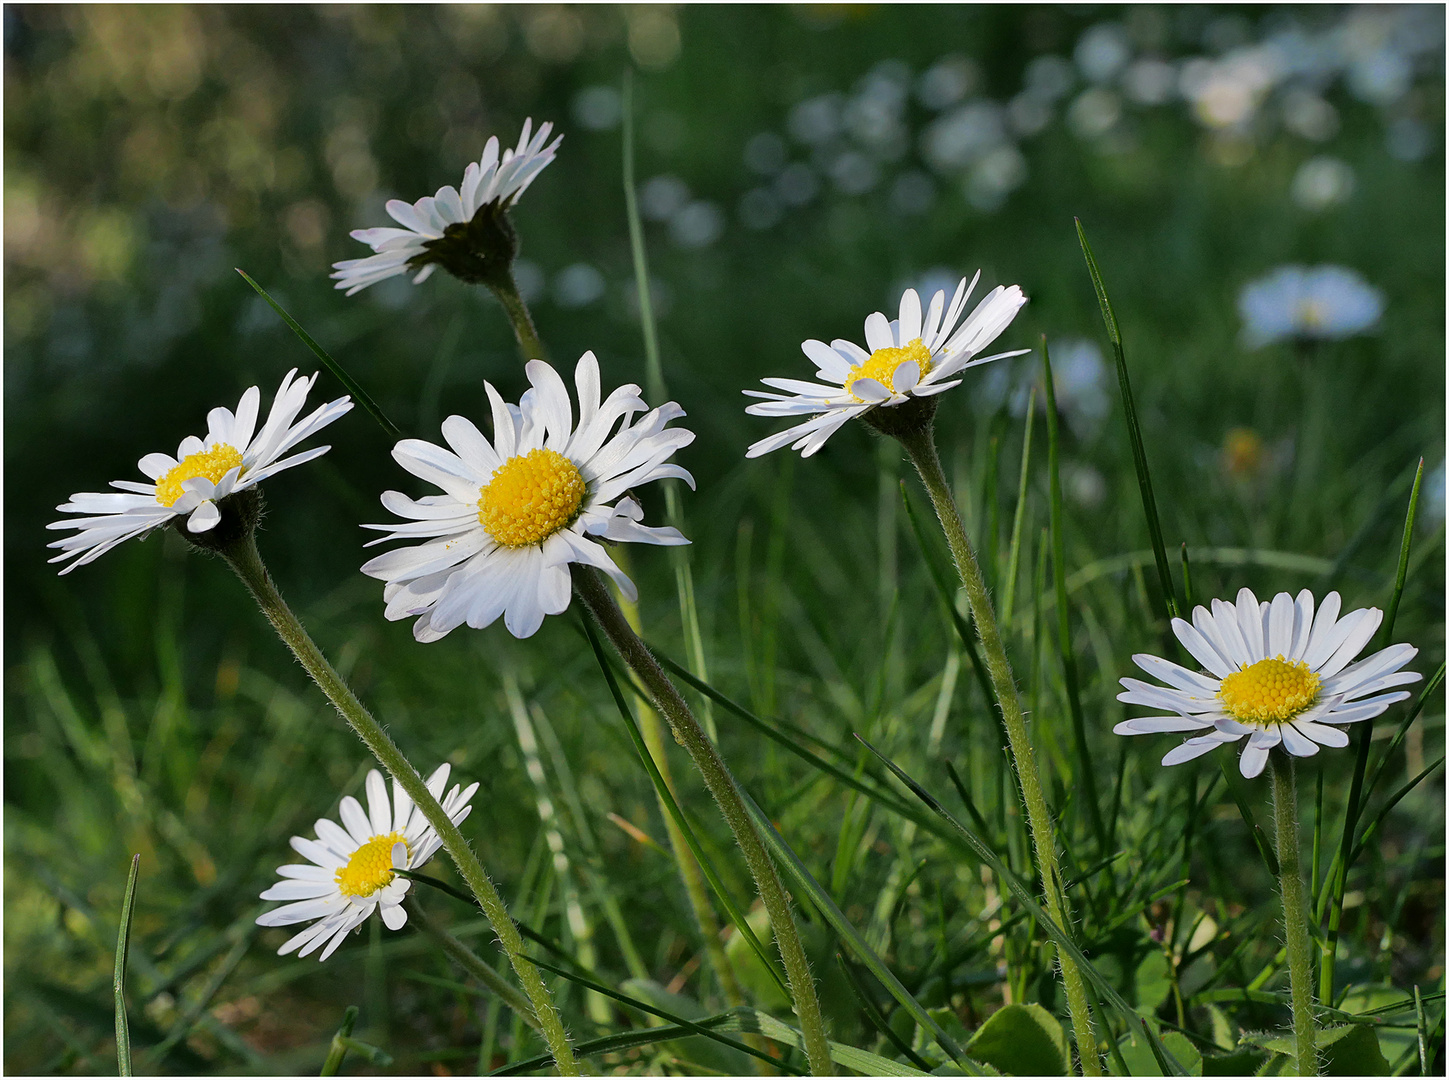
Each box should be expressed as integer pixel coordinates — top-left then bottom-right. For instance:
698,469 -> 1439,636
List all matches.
744,272 -> 1029,458
332,118 -> 562,297
362,351 -> 693,641
1115,588 -> 1421,778
46,370 -> 352,573
256,764 -> 476,962
1238,265 -> 1383,348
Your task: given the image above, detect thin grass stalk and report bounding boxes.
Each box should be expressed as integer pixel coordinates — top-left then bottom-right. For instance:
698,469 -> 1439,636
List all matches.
573,565 -> 834,1076
1269,754 -> 1318,1075
410,902 -> 542,1029
320,1005 -> 360,1077
1000,387 -> 1036,627
113,853 -> 140,1078
219,532 -> 578,1076
892,421 -> 1101,1075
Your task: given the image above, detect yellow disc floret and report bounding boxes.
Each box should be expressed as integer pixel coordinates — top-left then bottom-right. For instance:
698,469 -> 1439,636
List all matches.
154,444 -> 245,507
843,337 -> 934,398
478,448 -> 586,547
1217,655 -> 1321,725
335,831 -> 408,898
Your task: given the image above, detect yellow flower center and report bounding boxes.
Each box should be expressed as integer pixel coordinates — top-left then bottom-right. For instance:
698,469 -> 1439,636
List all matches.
334,831 -> 408,898
1217,656 -> 1321,725
477,448 -> 586,548
843,337 -> 934,398
154,444 -> 244,507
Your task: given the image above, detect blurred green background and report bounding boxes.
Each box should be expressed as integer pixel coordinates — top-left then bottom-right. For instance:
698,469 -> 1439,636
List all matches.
5,5 -> 1444,1075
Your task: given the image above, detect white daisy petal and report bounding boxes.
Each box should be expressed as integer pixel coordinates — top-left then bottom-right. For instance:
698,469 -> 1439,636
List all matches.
1316,608 -> 1384,678
1294,720 -> 1351,748
1162,729 -> 1242,767
1278,723 -> 1320,757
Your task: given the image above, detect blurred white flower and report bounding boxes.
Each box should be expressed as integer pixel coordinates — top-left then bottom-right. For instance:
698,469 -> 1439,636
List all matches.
1181,48 -> 1280,130
1062,462 -> 1107,508
774,163 -> 820,207
827,150 -> 880,195
641,175 -> 691,222
1075,23 -> 1132,84
363,353 -> 691,640
256,765 -> 475,961
966,145 -> 1027,211
1426,461 -> 1446,526
572,86 -> 622,131
1067,88 -> 1122,139
916,55 -> 979,111
1007,93 -> 1053,137
670,201 -> 725,249
1122,58 -> 1178,105
332,119 -> 561,296
1280,89 -> 1339,141
47,370 -> 351,571
744,274 -> 1028,458
553,263 -> 605,308
1024,55 -> 1075,102
744,132 -> 788,175
1291,157 -> 1354,211
1032,339 -> 1110,436
1238,265 -> 1384,347
922,101 -> 1007,172
1116,588 -> 1420,779
1387,118 -> 1431,163
788,94 -> 843,145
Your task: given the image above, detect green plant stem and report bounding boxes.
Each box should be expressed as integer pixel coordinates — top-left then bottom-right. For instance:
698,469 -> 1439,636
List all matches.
409,902 -> 542,1030
220,532 -> 577,1076
1270,753 -> 1318,1076
573,565 -> 834,1077
895,422 -> 1102,1077
320,1005 -> 359,1077
488,270 -> 546,362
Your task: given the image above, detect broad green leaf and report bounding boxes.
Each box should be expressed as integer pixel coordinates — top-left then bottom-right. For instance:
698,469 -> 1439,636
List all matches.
1135,951 -> 1172,1013
1113,1029 -> 1202,1076
1253,1023 -> 1390,1076
1199,1048 -> 1267,1075
965,1003 -> 1069,1076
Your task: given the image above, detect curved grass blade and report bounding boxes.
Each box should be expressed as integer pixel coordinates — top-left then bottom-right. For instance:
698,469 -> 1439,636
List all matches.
235,268 -> 401,439
1000,386 -> 1036,626
1219,760 -> 1280,878
1075,218 -> 1177,620
114,853 -> 140,1077
1363,662 -> 1445,804
320,1005 -> 359,1077
858,735 -> 1189,1076
735,788 -> 975,1071
1349,755 -> 1444,866
578,615 -> 790,999
836,952 -> 935,1072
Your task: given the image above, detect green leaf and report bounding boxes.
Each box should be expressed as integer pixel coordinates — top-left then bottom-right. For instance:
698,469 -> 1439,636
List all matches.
621,979 -> 755,1076
113,854 -> 140,1078
965,1004 -> 1069,1076
1200,1048 -> 1267,1075
1253,1023 -> 1390,1075
1113,1029 -> 1203,1076
1135,950 -> 1173,1013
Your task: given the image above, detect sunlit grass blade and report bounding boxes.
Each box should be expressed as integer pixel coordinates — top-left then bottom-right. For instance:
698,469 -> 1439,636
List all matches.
1348,756 -> 1444,867
735,788 -> 975,1072
858,735 -> 1189,1076
1074,217 -> 1177,620
1415,986 -> 1429,1075
578,615 -> 790,1000
835,953 -> 935,1072
1219,760 -> 1280,877
1000,386 -> 1036,627
113,853 -> 140,1078
1321,457 -> 1423,1003
1363,662 -> 1445,805
1042,338 -> 1107,852
235,268 -> 401,439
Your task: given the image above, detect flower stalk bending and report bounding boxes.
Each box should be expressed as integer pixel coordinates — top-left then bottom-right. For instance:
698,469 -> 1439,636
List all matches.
219,525 -> 578,1076
573,566 -> 833,1077
1270,754 -> 1318,1076
887,406 -> 1102,1076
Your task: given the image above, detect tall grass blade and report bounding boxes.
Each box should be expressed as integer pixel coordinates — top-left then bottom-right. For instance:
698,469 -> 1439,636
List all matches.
1042,339 -> 1107,851
1000,387 -> 1036,627
1180,543 -> 1196,612
1321,458 -> 1423,1002
1364,662 -> 1445,805
113,853 -> 140,1077
1348,756 -> 1444,866
578,615 -> 790,999
858,736 -> 1189,1076
320,1005 -> 359,1076
835,953 -> 935,1072
1219,762 -> 1280,878
235,268 -> 401,439
1074,218 -> 1177,620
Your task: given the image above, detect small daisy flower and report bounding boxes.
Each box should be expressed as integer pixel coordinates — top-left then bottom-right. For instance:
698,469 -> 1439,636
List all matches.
743,273 -> 1029,458
362,351 -> 692,641
46,370 -> 352,573
1115,588 -> 1421,778
256,764 -> 477,962
1238,265 -> 1383,347
332,118 -> 562,296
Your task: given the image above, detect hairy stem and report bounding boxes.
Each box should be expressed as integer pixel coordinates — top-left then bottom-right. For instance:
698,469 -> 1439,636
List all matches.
489,271 -> 546,362
896,422 -> 1102,1076
573,566 -> 834,1076
222,532 -> 578,1076
1271,753 -> 1318,1076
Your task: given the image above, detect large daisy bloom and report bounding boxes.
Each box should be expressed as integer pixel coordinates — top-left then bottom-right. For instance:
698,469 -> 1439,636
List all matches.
1115,588 -> 1421,779
46,370 -> 352,573
256,764 -> 477,962
362,351 -> 692,641
743,273 -> 1029,458
332,118 -> 562,296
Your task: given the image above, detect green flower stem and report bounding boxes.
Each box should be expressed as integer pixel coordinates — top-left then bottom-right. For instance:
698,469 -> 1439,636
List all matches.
220,531 -> 578,1076
488,271 -> 546,362
1270,753 -> 1318,1076
573,565 -> 834,1077
895,420 -> 1102,1077
409,902 -> 542,1031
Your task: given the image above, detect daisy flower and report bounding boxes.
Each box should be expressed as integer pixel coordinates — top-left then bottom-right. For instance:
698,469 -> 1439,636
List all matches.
362,351 -> 692,641
332,118 -> 562,296
743,272 -> 1029,458
1115,588 -> 1421,778
46,370 -> 352,573
257,764 -> 477,962
1238,264 -> 1383,347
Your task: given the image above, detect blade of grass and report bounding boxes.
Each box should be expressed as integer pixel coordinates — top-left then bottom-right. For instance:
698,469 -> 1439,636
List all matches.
1180,543 -> 1196,612
1321,458 -> 1423,1003
1415,986 -> 1428,1075
835,953 -> 935,1073
1000,386 -> 1036,627
858,735 -> 1188,1076
1219,760 -> 1280,877
235,268 -> 401,439
1348,756 -> 1445,866
1075,218 -> 1177,620
1042,338 -> 1108,853
114,854 -> 140,1077
320,1005 -> 360,1077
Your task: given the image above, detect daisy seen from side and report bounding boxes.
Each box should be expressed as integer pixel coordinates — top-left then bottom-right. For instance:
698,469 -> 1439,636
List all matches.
362,351 -> 692,641
46,369 -> 352,573
332,118 -> 562,296
257,764 -> 477,962
743,272 -> 1029,458
1115,588 -> 1421,778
